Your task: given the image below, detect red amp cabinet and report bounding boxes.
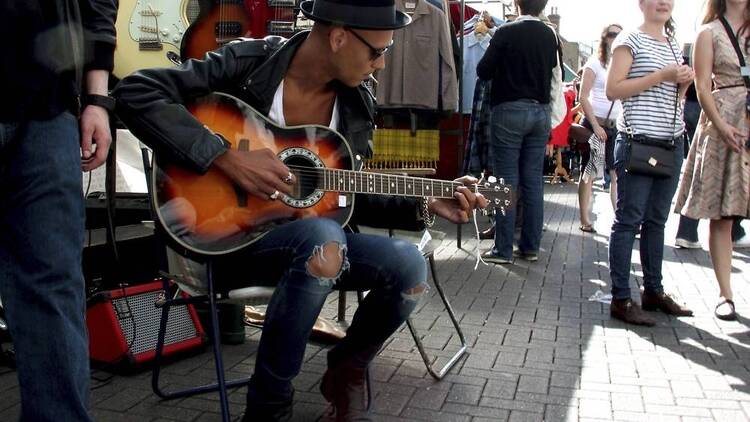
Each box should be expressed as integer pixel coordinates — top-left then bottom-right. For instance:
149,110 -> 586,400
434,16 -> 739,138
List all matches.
86,280 -> 206,365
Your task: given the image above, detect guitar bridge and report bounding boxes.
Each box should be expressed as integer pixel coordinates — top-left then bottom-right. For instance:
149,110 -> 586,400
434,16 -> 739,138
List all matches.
139,41 -> 163,51
268,0 -> 297,7
268,20 -> 296,34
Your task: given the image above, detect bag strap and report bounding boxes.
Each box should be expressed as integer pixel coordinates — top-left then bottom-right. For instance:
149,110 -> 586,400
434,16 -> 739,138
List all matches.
624,36 -> 681,142
719,16 -> 750,88
666,40 -> 681,140
604,101 -> 615,121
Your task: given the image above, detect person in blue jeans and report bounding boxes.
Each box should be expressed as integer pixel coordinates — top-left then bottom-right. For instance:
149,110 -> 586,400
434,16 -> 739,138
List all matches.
475,0 -> 558,264
113,1 -> 487,420
0,1 -> 117,421
605,0 -> 694,326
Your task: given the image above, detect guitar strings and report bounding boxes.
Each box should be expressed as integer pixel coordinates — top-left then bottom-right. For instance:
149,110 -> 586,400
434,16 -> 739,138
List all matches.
284,165 -> 500,194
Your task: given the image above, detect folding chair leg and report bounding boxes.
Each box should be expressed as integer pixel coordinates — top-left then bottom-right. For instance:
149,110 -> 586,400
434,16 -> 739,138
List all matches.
406,254 -> 467,380
151,267 -> 250,422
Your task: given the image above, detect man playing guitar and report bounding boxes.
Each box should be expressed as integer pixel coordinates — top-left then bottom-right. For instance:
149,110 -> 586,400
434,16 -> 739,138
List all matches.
114,0 -> 487,420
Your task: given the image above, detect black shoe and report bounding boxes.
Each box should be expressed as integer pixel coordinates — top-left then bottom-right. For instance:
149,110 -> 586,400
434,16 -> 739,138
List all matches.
478,226 -> 495,240
320,360 -> 371,422
641,290 -> 693,317
241,394 -> 293,422
610,298 -> 656,326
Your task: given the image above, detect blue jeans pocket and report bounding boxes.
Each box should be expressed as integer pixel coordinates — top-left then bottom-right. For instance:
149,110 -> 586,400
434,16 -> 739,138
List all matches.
613,133 -> 630,168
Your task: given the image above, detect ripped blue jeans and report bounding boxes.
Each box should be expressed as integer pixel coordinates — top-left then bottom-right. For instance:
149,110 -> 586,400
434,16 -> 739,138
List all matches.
213,218 -> 428,403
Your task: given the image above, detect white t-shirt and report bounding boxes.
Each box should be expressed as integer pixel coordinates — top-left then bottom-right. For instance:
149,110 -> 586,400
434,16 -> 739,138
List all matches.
612,29 -> 685,140
268,80 -> 339,129
583,56 -> 622,120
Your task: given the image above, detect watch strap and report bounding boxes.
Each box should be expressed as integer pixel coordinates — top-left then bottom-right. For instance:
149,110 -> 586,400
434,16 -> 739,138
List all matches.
82,94 -> 116,112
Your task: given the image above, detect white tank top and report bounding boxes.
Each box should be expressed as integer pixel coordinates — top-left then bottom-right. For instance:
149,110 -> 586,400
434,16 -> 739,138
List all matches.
268,80 -> 339,129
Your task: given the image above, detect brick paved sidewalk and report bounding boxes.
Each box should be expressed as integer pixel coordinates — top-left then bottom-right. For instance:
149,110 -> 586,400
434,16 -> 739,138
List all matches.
1,183 -> 749,421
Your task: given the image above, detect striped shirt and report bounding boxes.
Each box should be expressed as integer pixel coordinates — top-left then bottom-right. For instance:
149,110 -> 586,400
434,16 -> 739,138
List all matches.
613,29 -> 685,140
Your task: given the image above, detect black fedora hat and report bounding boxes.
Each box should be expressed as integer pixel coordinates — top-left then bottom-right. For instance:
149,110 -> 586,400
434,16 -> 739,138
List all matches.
299,0 -> 411,30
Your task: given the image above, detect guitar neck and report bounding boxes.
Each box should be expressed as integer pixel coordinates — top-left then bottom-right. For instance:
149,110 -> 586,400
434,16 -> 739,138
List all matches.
315,168 -> 462,199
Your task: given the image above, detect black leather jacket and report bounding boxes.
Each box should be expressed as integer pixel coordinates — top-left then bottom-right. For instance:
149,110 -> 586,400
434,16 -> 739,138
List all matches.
113,31 -> 424,231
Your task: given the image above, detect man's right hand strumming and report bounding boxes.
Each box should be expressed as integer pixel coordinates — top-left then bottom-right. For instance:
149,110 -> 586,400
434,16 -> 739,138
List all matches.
213,148 -> 296,200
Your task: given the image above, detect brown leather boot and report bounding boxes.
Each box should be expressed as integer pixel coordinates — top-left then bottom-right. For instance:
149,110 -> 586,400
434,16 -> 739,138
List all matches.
641,290 -> 693,317
610,298 -> 656,326
320,360 -> 371,422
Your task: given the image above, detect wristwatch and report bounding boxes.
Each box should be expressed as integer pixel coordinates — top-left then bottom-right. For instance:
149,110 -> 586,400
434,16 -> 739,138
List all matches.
81,94 -> 116,112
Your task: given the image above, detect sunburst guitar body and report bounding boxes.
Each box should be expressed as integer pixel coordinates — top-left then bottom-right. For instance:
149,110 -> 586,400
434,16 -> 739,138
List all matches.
151,93 -> 513,256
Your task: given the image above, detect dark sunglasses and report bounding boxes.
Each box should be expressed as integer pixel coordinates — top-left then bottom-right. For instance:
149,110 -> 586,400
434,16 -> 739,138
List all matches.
346,28 -> 393,60
606,31 -> 621,39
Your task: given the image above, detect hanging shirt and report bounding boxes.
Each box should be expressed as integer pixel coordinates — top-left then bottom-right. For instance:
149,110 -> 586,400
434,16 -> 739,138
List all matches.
375,0 -> 458,111
461,29 -> 494,113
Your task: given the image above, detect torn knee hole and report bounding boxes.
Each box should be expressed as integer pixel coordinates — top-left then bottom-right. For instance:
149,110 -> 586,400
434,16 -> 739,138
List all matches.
306,241 -> 344,279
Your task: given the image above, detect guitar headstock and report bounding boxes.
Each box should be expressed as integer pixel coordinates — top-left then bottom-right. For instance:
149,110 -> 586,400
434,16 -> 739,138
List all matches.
475,176 -> 514,216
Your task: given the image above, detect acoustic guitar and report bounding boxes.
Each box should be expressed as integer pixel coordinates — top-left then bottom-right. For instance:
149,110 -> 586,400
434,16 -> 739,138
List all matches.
151,93 -> 513,256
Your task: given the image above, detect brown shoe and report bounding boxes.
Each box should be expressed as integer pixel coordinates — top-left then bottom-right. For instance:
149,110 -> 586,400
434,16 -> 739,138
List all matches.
320,360 -> 372,422
641,290 -> 693,317
610,298 -> 656,326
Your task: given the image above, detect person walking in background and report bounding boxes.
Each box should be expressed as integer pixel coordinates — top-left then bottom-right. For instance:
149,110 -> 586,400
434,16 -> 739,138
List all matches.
606,0 -> 694,326
577,23 -> 623,233
477,0 -> 558,264
0,0 -> 116,420
674,0 -> 750,321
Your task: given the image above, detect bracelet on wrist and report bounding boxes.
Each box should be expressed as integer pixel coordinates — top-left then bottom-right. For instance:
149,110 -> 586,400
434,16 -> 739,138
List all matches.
420,197 -> 436,228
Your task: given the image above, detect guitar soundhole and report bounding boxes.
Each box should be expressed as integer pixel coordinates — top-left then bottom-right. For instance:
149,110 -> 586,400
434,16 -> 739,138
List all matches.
284,156 -> 319,200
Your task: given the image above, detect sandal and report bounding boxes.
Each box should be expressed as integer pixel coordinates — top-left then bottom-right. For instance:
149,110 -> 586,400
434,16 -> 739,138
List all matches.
579,224 -> 596,233
715,299 -> 737,321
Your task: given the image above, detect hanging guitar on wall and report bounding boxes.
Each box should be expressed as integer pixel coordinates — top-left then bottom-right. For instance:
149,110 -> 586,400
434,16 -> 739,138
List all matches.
180,0 -> 254,61
246,0 -> 300,38
113,0 -> 203,79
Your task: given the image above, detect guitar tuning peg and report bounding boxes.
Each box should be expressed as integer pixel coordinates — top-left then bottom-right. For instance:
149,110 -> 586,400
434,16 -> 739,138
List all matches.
498,177 -> 504,185
500,207 -> 506,217
488,176 -> 497,183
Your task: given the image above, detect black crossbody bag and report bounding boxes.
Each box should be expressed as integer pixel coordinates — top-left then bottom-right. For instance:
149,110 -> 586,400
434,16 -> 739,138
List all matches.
623,40 -> 682,179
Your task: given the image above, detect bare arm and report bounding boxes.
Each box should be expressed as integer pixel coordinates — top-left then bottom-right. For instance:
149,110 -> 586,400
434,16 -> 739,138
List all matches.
606,46 -> 666,100
693,26 -> 744,151
579,67 -> 608,140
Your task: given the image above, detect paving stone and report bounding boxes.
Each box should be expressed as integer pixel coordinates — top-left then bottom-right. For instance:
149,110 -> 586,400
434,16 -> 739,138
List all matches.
1,184 -> 748,421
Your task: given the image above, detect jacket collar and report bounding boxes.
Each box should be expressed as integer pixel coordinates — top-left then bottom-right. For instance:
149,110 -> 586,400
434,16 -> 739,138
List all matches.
242,30 -> 375,132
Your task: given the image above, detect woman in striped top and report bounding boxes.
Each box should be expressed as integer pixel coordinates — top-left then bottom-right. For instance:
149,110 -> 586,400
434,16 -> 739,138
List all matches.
605,0 -> 695,326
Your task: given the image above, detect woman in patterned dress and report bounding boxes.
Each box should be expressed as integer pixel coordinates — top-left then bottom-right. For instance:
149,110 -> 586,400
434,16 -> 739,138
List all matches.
675,0 -> 750,321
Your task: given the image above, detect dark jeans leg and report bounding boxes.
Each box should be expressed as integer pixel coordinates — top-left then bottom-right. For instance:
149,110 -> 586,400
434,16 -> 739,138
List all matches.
518,108 -> 550,254
676,215 -> 700,242
224,218 -> 347,402
328,233 -> 427,367
732,218 -> 746,241
640,140 -> 684,294
491,100 -> 550,258
0,113 -> 92,422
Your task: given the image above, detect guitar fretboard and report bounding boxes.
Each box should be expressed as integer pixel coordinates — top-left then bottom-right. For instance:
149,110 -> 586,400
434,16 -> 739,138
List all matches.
314,168 -> 463,199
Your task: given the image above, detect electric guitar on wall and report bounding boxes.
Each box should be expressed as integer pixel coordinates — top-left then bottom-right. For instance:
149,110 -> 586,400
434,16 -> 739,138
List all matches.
113,0 -> 203,79
180,0 -> 254,61
150,93 -> 514,256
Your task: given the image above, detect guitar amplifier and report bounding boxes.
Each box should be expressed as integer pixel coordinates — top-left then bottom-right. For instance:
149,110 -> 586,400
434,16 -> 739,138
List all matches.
87,280 -> 206,366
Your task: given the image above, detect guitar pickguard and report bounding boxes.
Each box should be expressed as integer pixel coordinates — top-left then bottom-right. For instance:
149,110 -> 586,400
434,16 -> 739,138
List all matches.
126,0 -> 189,50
